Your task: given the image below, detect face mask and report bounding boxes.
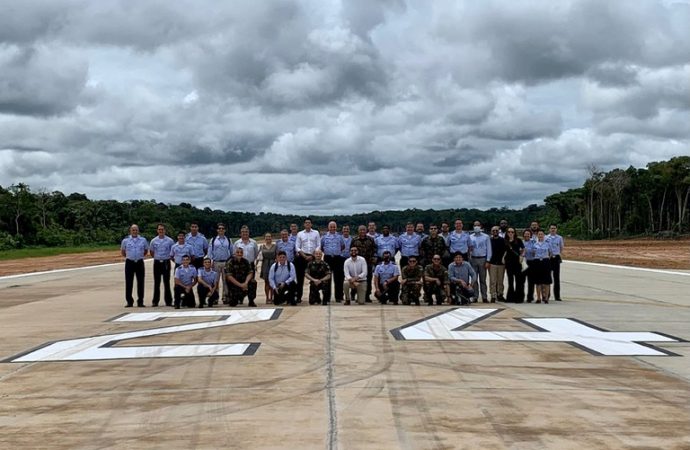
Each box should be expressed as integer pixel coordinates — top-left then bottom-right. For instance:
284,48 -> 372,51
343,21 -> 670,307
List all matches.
473,226 -> 481,234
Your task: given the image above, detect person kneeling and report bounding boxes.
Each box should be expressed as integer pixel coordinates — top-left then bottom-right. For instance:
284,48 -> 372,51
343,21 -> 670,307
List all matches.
448,252 -> 476,305
174,255 -> 197,309
373,251 -> 400,305
423,254 -> 449,305
306,250 -> 332,305
197,257 -> 219,308
269,251 -> 297,306
225,247 -> 257,307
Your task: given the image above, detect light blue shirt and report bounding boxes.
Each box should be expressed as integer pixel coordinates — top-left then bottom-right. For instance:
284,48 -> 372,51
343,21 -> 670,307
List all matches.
340,236 -> 353,258
534,241 -> 551,259
269,262 -> 296,289
448,261 -> 476,284
185,232 -> 208,258
545,234 -> 564,256
198,268 -> 218,287
374,261 -> 400,284
276,239 -> 296,262
375,235 -> 399,258
469,232 -> 492,260
449,231 -> 471,254
524,240 -> 536,261
208,235 -> 233,262
170,243 -> 193,265
175,265 -> 197,286
121,235 -> 149,260
149,235 -> 173,261
398,233 -> 421,257
321,232 -> 345,256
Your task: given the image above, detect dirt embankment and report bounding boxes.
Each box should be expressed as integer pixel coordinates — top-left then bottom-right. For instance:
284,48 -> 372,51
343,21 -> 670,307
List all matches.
0,238 -> 688,277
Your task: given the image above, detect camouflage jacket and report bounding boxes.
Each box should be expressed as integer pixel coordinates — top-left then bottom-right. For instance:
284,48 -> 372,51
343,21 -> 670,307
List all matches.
307,260 -> 331,280
401,265 -> 424,282
351,235 -> 377,261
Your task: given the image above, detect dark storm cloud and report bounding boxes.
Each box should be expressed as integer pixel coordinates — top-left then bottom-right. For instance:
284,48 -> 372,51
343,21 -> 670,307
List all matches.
0,0 -> 687,214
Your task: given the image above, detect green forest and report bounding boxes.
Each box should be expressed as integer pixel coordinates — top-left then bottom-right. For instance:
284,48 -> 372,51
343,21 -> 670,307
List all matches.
1,156 -> 688,250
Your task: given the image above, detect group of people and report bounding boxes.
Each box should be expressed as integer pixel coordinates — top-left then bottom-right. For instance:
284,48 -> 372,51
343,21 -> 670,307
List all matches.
120,218 -> 564,308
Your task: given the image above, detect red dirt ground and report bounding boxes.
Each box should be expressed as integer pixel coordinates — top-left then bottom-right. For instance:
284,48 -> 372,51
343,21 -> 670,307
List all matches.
0,239 -> 688,277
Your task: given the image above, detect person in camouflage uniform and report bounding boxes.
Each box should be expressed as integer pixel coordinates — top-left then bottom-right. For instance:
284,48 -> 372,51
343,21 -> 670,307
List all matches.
350,225 -> 378,302
424,254 -> 449,305
305,249 -> 332,305
400,256 -> 423,305
225,247 -> 257,307
420,224 -> 447,268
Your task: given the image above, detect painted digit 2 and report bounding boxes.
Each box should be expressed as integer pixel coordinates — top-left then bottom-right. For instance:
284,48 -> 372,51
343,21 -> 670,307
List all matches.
4,309 -> 282,362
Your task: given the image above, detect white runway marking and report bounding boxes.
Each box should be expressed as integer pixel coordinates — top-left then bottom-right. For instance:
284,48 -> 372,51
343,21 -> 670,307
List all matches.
0,261 -> 126,280
566,260 -> 690,277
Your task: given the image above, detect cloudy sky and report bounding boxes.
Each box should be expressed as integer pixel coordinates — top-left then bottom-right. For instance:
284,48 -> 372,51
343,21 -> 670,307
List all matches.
0,0 -> 688,214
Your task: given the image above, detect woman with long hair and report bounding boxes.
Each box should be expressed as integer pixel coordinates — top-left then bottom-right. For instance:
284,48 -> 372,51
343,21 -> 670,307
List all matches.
504,227 -> 525,303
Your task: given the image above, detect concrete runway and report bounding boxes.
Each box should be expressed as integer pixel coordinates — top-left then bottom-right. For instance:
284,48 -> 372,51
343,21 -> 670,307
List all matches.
1,261 -> 689,449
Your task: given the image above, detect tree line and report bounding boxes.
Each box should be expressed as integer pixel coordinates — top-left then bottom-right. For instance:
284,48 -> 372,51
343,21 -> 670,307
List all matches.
1,156 -> 687,249
544,156 -> 690,238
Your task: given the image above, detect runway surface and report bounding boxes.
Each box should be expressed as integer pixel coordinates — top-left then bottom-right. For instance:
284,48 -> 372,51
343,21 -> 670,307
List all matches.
1,260 -> 689,449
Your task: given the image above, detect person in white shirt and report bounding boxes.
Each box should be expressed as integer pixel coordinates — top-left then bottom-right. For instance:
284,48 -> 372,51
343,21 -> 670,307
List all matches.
343,247 -> 368,305
294,218 -> 321,302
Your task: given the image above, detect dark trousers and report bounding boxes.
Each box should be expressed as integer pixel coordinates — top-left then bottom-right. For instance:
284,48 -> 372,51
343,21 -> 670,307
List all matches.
424,282 -> 447,305
294,255 -> 309,300
400,282 -> 422,305
274,283 -> 296,306
124,259 -> 145,306
228,281 -> 257,306
374,280 -> 400,304
152,260 -> 172,306
551,256 -> 562,300
365,261 -> 374,301
526,260 -> 535,301
450,283 -> 475,305
309,282 -> 331,305
505,263 -> 525,303
325,255 -> 345,300
192,257 -> 204,270
197,284 -> 219,307
174,285 -> 196,308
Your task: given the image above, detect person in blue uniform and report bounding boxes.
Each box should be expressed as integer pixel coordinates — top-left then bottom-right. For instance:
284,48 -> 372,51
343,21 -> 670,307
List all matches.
523,229 -> 536,302
469,221 -> 492,303
398,222 -> 422,269
149,223 -> 174,307
186,222 -> 208,269
533,230 -> 553,303
170,232 -> 193,269
269,251 -> 297,306
174,255 -> 197,309
121,224 -> 149,308
373,250 -> 401,304
449,219 -> 471,261
322,221 -> 346,302
196,257 -> 219,308
546,224 -> 565,301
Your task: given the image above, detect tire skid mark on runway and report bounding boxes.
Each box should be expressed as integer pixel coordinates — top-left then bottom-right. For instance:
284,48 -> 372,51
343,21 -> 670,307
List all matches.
561,280 -> 690,307
326,302 -> 338,450
384,308 -> 445,450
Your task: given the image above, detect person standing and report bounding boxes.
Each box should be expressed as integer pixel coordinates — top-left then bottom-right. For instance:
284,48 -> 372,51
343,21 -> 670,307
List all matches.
504,228 -> 525,303
170,231 -> 194,269
149,223 -> 174,307
469,220 -> 492,303
373,250 -> 400,304
449,219 -> 472,261
305,249 -> 332,305
533,230 -> 553,303
343,247 -> 368,305
498,219 -> 509,238
440,222 -> 452,267
375,225 -> 399,263
186,222 -> 208,270
398,222 -> 422,268
121,224 -> 149,308
295,218 -> 321,303
367,221 -> 380,240
420,224 -> 447,269
546,224 -> 565,301
277,229 -> 296,263
322,221 -> 346,301
208,223 -> 233,305
269,251 -> 297,306
523,229 -> 536,302
488,226 -> 506,302
350,225 -> 377,302
258,232 -> 277,304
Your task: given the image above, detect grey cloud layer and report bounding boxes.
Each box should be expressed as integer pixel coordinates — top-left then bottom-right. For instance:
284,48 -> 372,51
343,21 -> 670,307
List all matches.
0,0 -> 688,214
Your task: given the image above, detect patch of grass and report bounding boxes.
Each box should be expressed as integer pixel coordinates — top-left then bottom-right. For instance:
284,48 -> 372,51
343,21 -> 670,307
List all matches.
0,245 -> 120,261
